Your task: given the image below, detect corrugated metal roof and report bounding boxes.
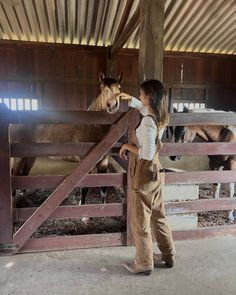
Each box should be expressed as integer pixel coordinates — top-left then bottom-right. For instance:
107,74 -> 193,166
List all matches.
0,0 -> 235,55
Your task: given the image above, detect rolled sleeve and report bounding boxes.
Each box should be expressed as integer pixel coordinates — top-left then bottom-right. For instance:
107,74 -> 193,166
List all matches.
129,97 -> 148,116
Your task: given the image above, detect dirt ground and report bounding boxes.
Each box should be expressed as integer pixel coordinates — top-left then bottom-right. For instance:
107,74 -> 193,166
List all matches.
13,183 -> 235,237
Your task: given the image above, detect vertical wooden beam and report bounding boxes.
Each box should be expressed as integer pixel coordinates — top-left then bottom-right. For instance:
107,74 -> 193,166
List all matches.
0,114 -> 12,245
126,109 -> 140,246
139,0 -> 165,82
106,46 -> 117,78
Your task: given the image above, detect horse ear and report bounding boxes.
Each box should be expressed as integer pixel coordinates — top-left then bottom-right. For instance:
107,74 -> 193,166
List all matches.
183,106 -> 189,113
117,73 -> 123,84
98,72 -> 105,84
173,107 -> 178,113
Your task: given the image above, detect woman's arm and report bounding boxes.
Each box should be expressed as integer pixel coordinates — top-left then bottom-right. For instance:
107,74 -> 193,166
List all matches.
119,92 -> 148,116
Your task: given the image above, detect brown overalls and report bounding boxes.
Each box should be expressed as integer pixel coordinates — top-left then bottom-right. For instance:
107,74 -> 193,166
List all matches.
130,114 -> 175,269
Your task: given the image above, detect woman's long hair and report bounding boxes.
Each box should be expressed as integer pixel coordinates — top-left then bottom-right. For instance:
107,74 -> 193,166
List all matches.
140,80 -> 169,128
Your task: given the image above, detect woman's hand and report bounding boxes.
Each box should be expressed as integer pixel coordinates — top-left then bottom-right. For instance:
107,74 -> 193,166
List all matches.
119,92 -> 132,100
119,143 -> 139,160
119,143 -> 129,160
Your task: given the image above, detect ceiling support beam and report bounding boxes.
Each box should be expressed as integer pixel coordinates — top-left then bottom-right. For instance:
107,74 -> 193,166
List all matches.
107,3 -> 140,77
113,0 -> 134,44
139,0 -> 165,82
111,5 -> 140,58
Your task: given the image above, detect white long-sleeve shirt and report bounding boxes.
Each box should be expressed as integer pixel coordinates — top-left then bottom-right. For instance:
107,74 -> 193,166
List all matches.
129,97 -> 164,161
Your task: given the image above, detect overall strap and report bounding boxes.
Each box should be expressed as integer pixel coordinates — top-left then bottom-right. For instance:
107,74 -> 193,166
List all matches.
145,113 -> 158,126
145,114 -> 159,143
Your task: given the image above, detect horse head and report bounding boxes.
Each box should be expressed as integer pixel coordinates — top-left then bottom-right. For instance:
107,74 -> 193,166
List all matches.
98,72 -> 123,114
169,106 -> 197,161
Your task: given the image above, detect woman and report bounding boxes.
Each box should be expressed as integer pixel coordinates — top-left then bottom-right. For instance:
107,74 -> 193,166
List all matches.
119,80 -> 175,275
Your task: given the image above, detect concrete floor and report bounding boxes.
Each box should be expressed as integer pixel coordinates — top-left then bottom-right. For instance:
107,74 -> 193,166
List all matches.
0,237 -> 236,295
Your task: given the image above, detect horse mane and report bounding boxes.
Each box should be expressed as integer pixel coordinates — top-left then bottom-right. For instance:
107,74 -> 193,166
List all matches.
87,92 -> 106,111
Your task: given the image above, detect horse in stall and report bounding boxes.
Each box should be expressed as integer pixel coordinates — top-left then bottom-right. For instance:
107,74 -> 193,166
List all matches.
11,72 -> 123,206
169,107 -> 236,222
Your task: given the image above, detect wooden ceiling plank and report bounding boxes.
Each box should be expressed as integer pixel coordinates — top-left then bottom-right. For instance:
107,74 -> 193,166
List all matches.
102,0 -> 120,45
109,0 -> 127,43
85,0 -> 95,45
175,0 -> 218,51
14,1 -> 31,41
164,0 -> 184,30
34,0 -> 49,42
197,1 -> 235,52
167,0 -> 203,50
113,0 -> 134,44
77,0 -> 87,43
2,1 -> 23,40
213,30 -> 236,54
56,0 -> 66,43
165,0 -> 195,45
93,0 -> 106,45
23,0 -> 40,42
205,8 -> 236,52
0,3 -> 14,39
45,0 -> 58,43
184,0 -> 227,52
111,3 -> 140,58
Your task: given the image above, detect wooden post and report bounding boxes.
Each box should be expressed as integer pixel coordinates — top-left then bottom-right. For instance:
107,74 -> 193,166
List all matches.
106,46 -> 117,78
126,109 -> 139,245
0,114 -> 13,247
139,0 -> 165,82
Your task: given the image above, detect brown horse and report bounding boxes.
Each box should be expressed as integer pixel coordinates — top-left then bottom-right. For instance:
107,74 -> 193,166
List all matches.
11,72 -> 123,205
169,107 -> 236,222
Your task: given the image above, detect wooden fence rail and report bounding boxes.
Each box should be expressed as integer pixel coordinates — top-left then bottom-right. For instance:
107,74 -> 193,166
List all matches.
1,109 -> 236,254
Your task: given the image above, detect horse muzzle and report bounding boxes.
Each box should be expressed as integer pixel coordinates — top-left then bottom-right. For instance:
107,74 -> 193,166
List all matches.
107,99 -> 119,114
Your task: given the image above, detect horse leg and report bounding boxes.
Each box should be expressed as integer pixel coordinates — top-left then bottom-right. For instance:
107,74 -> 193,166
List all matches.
212,166 -> 224,199
12,157 -> 36,205
213,183 -> 221,199
12,157 -> 36,177
80,187 -> 88,205
96,157 -> 109,204
224,158 -> 236,222
77,188 -> 90,223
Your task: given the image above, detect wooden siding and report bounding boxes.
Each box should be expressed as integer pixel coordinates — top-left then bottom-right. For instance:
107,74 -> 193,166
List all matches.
0,41 -> 236,111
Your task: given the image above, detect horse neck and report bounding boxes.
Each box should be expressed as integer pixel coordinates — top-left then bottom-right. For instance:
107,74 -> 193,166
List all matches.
87,93 -> 105,111
197,125 -> 224,142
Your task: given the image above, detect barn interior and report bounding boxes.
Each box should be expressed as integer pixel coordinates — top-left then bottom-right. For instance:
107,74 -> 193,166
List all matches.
0,0 -> 236,294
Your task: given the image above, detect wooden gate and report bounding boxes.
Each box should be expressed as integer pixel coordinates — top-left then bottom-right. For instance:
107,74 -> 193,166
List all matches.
1,109 -> 236,255
0,109 -> 137,254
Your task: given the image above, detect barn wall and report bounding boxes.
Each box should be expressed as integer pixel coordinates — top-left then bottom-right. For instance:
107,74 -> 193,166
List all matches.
0,42 -> 106,110
0,41 -> 236,111
164,52 -> 236,111
119,50 -> 236,111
